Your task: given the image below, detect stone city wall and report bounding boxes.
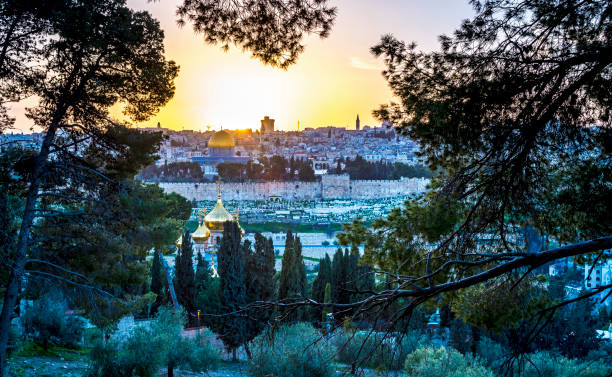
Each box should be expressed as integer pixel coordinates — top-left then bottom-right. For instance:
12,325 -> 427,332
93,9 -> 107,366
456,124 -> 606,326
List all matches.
157,174 -> 428,201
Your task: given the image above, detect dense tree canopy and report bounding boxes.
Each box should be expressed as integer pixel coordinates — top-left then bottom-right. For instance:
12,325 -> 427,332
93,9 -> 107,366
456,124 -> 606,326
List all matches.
0,0 -> 179,373
331,0 -> 611,350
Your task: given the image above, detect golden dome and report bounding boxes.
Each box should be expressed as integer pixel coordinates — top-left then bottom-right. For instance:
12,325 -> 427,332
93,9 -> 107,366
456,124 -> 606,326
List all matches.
204,183 -> 234,230
176,234 -> 183,248
208,130 -> 235,148
192,221 -> 210,243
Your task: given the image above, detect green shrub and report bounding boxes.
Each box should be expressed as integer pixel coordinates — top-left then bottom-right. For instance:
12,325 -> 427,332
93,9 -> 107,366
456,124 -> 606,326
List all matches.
335,330 -> 428,370
518,351 -> 611,377
404,346 -> 495,377
87,307 -> 220,377
21,291 -> 85,349
249,322 -> 336,377
475,337 -> 508,371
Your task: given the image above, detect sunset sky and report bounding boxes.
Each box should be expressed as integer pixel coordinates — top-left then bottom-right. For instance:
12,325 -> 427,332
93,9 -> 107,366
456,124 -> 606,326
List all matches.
10,1 -> 474,133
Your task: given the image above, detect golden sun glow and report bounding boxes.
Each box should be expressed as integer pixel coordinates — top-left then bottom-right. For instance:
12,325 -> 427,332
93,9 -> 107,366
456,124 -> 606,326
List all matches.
10,1 -> 474,133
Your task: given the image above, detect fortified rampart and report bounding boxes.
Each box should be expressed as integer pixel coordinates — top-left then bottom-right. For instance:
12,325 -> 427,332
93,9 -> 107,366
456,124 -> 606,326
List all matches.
157,174 -> 428,201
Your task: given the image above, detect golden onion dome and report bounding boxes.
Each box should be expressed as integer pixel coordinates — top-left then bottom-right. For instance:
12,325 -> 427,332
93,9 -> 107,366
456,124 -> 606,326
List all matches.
175,234 -> 183,248
192,221 -> 210,243
204,183 -> 234,230
205,200 -> 234,230
208,130 -> 235,148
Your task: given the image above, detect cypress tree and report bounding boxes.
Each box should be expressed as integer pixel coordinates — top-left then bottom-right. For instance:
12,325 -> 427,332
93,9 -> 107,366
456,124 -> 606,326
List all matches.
311,253 -> 332,322
330,248 -> 346,306
217,221 -> 247,360
194,251 -> 220,329
174,229 -> 195,317
194,251 -> 211,289
278,230 -> 295,301
293,237 -> 307,321
322,282 -> 332,322
245,232 -> 276,341
150,250 -> 164,314
278,231 -> 307,322
294,237 -> 307,299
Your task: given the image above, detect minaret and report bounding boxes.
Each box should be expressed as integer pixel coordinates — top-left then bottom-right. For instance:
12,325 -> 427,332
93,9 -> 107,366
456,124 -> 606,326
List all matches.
356,114 -> 360,131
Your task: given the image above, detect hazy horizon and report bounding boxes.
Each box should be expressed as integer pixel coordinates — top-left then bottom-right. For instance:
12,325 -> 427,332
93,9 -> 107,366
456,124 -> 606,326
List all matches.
7,1 -> 474,134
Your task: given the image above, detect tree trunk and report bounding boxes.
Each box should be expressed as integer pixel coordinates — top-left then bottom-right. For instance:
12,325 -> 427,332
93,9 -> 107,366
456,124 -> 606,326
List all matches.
0,14 -> 21,74
167,364 -> 174,377
0,121 -> 58,377
232,348 -> 237,362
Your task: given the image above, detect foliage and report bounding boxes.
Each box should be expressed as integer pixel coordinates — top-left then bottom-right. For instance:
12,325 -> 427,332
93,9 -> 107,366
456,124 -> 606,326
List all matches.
278,231 -> 307,321
372,0 -> 611,246
174,229 -> 195,316
87,307 -> 220,377
20,291 -> 85,349
535,297 -> 601,358
474,337 -> 508,372
177,0 -> 336,69
244,232 -> 276,341
333,2 -> 612,362
215,156 -> 319,183
0,0 -> 180,369
140,162 -> 205,182
29,181 -> 190,329
194,271 -> 221,330
339,156 -> 433,180
404,346 -> 495,377
150,250 -> 165,314
335,330 -> 428,371
216,221 -> 248,356
249,322 -> 335,377
451,276 -> 551,333
516,351 -> 611,377
311,254 -> 332,322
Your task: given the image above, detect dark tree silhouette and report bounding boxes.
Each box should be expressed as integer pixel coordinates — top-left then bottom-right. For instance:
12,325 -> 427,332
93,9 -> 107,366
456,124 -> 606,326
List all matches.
217,221 -> 248,360
174,229 -> 195,316
177,0 -> 337,69
0,0 -> 178,373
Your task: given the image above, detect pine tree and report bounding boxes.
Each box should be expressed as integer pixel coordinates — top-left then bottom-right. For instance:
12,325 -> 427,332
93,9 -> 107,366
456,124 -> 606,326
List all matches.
174,229 -> 195,317
217,221 -> 247,360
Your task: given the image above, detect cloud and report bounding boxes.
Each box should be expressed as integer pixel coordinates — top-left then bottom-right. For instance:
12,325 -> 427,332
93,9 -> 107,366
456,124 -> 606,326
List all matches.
349,56 -> 384,71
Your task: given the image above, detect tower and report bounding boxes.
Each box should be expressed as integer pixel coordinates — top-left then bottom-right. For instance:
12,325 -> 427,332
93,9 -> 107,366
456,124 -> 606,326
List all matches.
356,114 -> 360,131
261,116 -> 275,134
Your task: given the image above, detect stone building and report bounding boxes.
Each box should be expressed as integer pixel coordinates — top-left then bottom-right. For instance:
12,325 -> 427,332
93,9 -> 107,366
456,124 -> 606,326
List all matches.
261,116 -> 275,134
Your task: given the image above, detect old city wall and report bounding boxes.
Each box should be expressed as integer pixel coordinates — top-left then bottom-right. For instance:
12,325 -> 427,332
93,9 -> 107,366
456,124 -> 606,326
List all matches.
157,175 -> 429,201
158,181 -> 321,201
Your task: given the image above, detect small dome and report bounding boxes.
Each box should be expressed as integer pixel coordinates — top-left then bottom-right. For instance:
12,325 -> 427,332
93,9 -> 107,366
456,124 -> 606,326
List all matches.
192,222 -> 210,243
204,199 -> 234,230
208,130 -> 235,148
